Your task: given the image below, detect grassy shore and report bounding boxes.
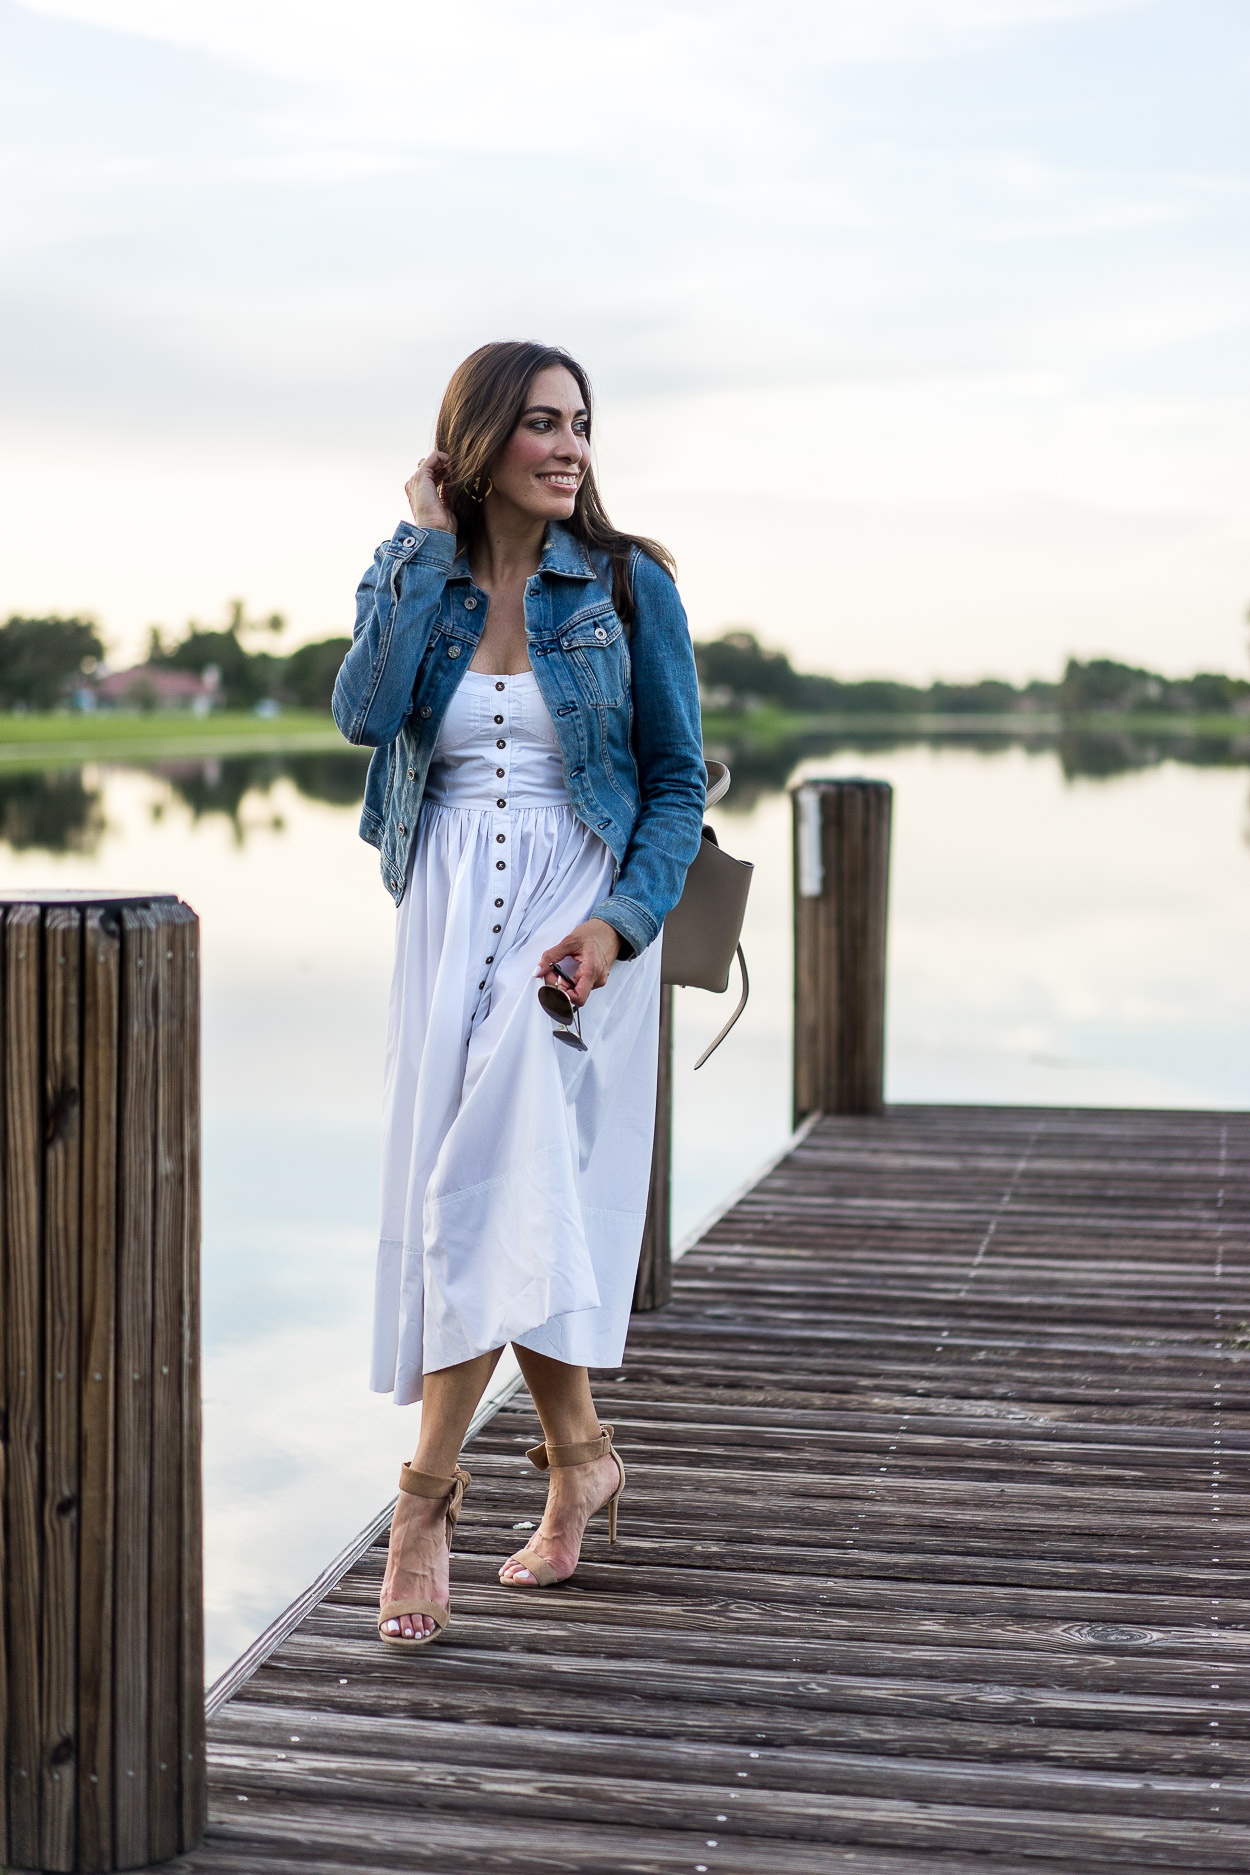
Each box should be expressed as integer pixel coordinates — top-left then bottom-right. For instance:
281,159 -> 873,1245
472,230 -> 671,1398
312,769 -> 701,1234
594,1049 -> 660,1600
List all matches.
2,704 -> 1248,776
0,710 -> 348,770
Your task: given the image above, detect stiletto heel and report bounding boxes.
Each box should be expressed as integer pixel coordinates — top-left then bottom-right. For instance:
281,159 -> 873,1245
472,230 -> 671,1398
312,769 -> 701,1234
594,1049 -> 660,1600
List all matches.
501,1424 -> 625,1587
377,1462 -> 471,1648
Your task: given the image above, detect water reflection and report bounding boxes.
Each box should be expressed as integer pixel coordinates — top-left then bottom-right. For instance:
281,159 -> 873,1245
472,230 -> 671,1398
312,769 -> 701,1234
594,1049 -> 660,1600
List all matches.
4,732 -> 1250,854
1057,728 -> 1250,779
0,767 -> 107,853
0,750 -> 372,853
701,724 -> 1250,810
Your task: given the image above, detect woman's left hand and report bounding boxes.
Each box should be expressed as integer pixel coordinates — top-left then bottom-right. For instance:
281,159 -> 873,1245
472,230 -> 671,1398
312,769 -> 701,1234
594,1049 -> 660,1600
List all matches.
537,918 -> 622,1006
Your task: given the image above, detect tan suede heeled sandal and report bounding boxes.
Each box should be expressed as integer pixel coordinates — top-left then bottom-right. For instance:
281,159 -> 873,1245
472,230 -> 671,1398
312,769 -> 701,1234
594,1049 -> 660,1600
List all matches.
500,1424 -> 625,1588
377,1461 -> 471,1649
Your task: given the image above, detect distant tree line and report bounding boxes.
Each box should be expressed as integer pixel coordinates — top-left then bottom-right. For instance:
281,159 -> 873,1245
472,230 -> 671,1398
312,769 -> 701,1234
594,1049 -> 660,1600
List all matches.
141,600 -> 351,711
0,616 -> 105,712
695,630 -> 1250,718
0,604 -> 352,713
4,611 -> 1250,721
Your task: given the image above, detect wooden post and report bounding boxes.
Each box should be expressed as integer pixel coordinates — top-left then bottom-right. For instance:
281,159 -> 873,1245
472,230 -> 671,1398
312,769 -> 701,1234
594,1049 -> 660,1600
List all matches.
0,891 -> 204,1874
791,779 -> 892,1121
632,983 -> 673,1312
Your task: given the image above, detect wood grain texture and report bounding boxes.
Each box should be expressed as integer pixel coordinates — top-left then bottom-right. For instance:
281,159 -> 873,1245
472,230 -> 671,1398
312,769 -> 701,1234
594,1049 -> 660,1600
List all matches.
3,905 -> 43,1868
792,779 -> 892,1120
40,906 -> 82,1872
147,908 -> 185,1864
633,982 -> 673,1313
1,894 -> 202,1874
170,902 -> 206,1855
112,907 -> 159,1869
0,908 -> 8,1861
77,905 -> 121,1871
189,1103 -> 1250,1872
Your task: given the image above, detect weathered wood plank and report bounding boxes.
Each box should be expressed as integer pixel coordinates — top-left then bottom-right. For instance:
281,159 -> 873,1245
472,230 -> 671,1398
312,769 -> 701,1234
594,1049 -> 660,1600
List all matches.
0,906 -> 8,1863
3,905 -> 43,1867
173,1800 -> 1137,1875
149,907 -> 187,1862
113,906 -> 159,1868
633,981 -> 673,1311
213,1701 -> 1250,1820
78,904 -> 121,1871
203,1745 -> 1250,1867
40,906 -> 82,1872
220,1675 -> 1238,1775
173,904 -> 207,1854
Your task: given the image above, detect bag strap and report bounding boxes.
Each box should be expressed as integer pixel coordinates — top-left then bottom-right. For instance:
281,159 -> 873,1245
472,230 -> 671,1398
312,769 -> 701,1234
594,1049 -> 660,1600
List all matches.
704,761 -> 730,809
692,943 -> 749,1070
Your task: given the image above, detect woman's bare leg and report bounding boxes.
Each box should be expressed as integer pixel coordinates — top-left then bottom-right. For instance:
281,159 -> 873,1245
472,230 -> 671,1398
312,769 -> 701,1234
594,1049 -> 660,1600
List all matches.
499,1347 -> 620,1585
380,1348 -> 502,1639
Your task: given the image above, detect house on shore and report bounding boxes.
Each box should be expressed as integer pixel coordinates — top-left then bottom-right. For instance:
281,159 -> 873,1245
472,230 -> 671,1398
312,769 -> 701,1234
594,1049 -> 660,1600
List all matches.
89,663 -> 221,714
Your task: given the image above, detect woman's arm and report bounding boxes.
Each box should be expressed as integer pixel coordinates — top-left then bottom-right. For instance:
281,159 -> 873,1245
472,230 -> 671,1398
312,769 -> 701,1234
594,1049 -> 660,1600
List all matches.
332,456 -> 459,748
587,548 -> 706,959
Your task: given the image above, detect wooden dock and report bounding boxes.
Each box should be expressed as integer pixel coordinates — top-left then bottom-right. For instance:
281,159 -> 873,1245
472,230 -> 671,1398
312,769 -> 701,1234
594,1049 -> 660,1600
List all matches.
180,1102 -> 1248,1873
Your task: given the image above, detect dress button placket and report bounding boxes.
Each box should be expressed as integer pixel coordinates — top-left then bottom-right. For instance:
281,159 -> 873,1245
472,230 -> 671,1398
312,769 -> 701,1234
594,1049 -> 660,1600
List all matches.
484,677 -> 511,994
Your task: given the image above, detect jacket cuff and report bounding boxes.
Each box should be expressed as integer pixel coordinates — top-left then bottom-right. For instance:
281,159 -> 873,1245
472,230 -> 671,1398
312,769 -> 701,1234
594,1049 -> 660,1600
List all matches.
590,895 -> 657,960
389,523 -> 458,566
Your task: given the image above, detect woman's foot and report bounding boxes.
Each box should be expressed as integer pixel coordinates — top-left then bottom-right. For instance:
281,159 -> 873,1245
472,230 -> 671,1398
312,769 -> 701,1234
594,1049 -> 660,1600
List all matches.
499,1450 -> 621,1584
380,1486 -> 452,1639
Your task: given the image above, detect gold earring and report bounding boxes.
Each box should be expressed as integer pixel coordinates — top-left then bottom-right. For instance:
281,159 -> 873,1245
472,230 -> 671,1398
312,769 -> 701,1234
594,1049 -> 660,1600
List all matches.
470,476 -> 493,503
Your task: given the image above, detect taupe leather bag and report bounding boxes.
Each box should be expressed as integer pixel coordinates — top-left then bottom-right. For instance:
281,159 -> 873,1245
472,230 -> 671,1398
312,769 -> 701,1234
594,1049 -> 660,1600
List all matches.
660,761 -> 753,1068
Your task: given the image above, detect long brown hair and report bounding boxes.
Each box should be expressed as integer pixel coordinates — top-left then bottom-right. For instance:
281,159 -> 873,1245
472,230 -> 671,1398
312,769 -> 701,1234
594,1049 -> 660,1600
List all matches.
432,340 -> 674,626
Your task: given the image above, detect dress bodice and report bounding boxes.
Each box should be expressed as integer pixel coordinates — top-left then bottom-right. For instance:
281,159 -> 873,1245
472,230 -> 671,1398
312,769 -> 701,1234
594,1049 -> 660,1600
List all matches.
423,670 -> 569,810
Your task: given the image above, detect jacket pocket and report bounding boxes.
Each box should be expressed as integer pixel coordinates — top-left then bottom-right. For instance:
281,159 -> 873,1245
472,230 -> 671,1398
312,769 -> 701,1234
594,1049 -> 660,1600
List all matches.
558,603 -> 626,707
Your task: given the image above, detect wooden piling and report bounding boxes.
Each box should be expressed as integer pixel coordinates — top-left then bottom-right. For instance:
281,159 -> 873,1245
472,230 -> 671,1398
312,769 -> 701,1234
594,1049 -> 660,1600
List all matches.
0,891 -> 204,1874
791,778 -> 892,1119
632,984 -> 673,1312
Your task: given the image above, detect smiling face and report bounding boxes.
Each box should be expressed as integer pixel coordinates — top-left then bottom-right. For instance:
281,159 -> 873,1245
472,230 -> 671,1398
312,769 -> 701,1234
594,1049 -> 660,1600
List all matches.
486,365 -> 592,523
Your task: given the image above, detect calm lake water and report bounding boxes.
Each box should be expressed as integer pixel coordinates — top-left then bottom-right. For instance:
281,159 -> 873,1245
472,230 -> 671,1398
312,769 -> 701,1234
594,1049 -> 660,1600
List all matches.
1,735 -> 1248,1681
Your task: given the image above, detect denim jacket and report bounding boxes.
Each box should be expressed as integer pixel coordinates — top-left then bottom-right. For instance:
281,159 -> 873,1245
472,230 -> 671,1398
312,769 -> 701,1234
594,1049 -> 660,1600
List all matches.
331,518 -> 706,958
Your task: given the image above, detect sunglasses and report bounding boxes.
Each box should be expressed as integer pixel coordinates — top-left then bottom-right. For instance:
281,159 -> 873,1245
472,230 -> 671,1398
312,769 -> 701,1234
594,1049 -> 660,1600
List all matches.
537,962 -> 588,1051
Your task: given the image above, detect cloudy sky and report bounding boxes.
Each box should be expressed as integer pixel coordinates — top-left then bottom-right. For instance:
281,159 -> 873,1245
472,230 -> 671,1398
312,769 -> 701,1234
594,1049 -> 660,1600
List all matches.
3,0 -> 1248,679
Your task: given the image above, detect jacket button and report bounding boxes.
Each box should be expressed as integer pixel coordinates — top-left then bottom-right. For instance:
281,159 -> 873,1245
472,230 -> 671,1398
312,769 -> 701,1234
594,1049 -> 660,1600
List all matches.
494,714 -> 504,724
448,644 -> 461,658
594,626 -> 607,641
464,596 -> 478,610
407,767 -> 416,780
398,823 -> 406,835
419,705 -> 432,719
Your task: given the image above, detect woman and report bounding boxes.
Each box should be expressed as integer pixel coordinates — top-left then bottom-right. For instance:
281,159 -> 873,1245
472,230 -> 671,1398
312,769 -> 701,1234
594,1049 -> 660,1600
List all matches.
332,340 -> 706,1646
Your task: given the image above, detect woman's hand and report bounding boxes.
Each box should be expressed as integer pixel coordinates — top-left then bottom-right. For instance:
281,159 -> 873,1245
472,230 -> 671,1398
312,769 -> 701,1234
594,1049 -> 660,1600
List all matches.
537,918 -> 622,1006
404,451 -> 456,534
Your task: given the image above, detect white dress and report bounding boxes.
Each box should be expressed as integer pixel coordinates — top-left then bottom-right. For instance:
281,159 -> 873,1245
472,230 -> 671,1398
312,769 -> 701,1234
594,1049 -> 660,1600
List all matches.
370,667 -> 663,1406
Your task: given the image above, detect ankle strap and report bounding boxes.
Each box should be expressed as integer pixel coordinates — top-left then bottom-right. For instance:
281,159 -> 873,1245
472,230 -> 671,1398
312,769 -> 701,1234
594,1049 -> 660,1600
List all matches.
397,1462 -> 471,1523
526,1425 -> 614,1472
